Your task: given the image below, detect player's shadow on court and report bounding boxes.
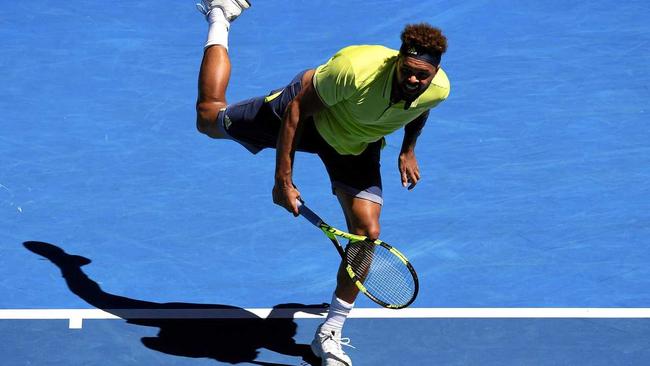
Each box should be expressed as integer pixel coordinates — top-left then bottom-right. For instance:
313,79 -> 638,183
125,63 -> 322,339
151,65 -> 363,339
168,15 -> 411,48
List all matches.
24,241 -> 323,366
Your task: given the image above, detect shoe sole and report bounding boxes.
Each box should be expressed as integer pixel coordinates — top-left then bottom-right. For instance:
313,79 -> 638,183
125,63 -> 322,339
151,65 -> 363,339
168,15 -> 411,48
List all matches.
310,340 -> 351,366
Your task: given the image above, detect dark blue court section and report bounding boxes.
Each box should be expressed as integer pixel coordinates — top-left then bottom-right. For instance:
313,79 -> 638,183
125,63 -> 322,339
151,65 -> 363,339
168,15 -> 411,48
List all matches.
1,0 -> 650,365
2,318 -> 650,365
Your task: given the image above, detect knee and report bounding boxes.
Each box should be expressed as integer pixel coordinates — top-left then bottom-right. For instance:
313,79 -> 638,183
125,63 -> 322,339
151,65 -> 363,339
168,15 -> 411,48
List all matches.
196,101 -> 227,138
195,115 -> 216,137
353,222 -> 380,241
364,225 -> 381,241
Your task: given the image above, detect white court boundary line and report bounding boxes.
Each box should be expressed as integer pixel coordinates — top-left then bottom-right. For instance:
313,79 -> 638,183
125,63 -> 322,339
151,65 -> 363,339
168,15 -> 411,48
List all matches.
2,308 -> 650,329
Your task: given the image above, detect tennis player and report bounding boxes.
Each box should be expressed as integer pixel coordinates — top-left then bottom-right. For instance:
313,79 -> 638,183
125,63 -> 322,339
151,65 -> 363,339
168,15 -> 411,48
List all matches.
195,1 -> 449,365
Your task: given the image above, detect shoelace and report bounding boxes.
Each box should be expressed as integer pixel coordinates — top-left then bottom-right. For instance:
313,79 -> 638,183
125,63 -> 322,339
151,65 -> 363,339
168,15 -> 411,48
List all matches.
325,333 -> 356,350
195,2 -> 210,15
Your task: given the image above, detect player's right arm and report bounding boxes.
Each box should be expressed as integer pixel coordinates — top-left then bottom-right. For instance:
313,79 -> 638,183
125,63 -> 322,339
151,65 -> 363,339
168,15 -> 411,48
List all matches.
273,70 -> 325,215
274,51 -> 356,215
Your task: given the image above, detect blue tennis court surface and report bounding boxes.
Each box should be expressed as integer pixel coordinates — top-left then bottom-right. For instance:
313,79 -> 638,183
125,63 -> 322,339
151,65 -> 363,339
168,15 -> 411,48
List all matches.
1,0 -> 649,365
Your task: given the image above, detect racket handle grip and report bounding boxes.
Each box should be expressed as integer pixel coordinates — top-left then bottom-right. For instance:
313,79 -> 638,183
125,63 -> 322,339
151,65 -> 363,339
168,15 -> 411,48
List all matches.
296,200 -> 323,227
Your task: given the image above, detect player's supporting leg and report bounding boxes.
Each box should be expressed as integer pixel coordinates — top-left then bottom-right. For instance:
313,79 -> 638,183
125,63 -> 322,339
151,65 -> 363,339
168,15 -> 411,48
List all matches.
195,0 -> 250,138
311,193 -> 380,366
334,193 -> 381,304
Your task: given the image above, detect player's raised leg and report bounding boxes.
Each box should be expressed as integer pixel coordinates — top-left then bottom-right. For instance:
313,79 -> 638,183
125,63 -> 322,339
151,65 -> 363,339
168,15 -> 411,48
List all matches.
195,0 -> 250,138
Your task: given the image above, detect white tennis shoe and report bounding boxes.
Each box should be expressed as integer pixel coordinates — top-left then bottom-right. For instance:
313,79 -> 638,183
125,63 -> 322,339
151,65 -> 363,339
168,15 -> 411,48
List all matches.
311,324 -> 354,366
196,0 -> 250,22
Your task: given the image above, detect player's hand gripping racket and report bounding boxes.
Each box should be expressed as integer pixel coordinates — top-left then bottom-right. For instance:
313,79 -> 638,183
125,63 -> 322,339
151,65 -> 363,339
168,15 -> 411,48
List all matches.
297,200 -> 419,309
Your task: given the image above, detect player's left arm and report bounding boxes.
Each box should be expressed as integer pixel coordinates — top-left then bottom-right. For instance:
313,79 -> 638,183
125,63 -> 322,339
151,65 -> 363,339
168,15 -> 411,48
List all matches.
398,110 -> 430,190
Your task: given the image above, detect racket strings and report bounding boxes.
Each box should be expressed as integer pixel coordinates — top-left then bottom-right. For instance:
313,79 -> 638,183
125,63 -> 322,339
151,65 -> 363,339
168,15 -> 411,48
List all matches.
346,241 -> 416,306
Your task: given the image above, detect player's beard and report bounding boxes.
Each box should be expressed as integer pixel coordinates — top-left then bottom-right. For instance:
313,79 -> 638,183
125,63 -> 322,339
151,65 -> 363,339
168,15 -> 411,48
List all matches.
400,84 -> 422,103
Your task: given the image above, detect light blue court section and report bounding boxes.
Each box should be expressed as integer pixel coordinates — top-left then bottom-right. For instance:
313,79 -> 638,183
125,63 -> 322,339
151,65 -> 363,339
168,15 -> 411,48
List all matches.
1,0 -> 649,312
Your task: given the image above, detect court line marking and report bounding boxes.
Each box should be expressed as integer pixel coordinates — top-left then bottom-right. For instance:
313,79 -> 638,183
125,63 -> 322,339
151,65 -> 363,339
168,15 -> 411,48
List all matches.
2,308 -> 650,329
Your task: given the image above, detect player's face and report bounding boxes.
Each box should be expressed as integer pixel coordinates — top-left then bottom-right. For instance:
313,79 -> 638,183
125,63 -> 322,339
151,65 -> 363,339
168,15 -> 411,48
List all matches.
395,56 -> 438,101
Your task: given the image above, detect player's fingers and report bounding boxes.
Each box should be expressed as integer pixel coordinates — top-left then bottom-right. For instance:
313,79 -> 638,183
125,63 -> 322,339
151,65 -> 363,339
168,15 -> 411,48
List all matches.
290,189 -> 301,216
407,170 -> 419,190
401,168 -> 409,187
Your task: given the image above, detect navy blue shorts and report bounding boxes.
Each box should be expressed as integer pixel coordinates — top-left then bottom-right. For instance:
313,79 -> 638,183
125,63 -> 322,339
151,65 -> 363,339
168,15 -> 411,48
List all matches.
216,71 -> 383,204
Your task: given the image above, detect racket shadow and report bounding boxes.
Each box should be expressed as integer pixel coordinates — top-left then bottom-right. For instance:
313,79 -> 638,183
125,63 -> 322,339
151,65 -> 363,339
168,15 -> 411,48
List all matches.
23,241 -> 324,366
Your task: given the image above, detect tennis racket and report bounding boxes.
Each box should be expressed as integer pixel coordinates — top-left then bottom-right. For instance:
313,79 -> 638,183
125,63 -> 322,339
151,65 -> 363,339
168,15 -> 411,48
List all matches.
297,200 -> 419,309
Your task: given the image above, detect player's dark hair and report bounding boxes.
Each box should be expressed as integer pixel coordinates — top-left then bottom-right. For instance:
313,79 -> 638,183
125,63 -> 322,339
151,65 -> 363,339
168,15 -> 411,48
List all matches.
399,23 -> 447,65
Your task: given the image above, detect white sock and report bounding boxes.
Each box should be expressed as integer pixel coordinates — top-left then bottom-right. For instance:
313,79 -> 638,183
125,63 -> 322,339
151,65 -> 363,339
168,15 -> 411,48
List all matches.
205,8 -> 230,50
321,293 -> 354,334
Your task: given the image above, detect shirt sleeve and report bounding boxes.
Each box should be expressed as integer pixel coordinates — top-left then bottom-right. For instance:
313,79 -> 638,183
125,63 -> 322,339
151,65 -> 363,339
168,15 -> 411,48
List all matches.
313,51 -> 357,107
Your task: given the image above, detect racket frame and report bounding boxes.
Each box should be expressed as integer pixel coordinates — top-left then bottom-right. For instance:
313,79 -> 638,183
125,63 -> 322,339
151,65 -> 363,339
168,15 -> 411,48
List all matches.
297,201 -> 419,309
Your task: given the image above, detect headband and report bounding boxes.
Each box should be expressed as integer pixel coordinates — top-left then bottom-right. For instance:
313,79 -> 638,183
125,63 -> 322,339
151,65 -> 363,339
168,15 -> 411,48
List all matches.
399,45 -> 441,66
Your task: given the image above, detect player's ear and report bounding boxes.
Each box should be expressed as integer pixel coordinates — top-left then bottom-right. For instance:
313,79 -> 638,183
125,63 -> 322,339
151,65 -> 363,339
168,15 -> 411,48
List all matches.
431,64 -> 440,77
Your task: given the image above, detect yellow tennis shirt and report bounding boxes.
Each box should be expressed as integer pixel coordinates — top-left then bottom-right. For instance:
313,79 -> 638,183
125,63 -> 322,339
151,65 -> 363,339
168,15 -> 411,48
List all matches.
313,45 -> 450,155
